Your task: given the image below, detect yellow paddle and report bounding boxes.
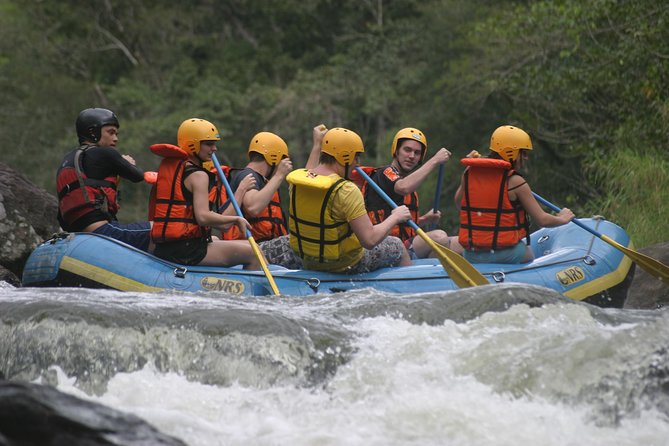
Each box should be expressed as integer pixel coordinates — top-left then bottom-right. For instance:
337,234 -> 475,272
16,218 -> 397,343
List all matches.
355,167 -> 488,288
533,193 -> 669,283
212,155 -> 280,295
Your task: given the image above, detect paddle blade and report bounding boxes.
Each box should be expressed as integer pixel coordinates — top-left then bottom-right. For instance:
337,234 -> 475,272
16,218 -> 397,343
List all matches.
415,229 -> 489,288
434,243 -> 489,287
601,235 -> 669,283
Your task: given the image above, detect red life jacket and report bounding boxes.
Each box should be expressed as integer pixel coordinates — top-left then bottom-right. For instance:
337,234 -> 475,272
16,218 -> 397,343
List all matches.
222,172 -> 287,242
458,157 -> 530,250
361,166 -> 420,242
56,145 -> 119,230
149,144 -> 218,243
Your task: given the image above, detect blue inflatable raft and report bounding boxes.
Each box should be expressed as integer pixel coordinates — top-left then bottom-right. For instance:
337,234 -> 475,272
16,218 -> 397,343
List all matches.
22,218 -> 634,307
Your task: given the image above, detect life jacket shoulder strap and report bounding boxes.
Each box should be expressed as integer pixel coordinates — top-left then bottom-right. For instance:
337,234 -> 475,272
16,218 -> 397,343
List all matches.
460,157 -> 512,169
150,143 -> 188,159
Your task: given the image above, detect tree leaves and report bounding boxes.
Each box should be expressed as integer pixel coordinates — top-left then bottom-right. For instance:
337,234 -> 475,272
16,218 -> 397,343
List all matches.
1,0 -> 666,243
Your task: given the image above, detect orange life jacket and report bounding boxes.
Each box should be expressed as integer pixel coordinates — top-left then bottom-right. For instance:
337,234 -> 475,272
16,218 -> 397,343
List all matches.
361,166 -> 420,241
149,144 -> 218,243
222,170 -> 287,242
458,157 -> 530,250
56,145 -> 119,230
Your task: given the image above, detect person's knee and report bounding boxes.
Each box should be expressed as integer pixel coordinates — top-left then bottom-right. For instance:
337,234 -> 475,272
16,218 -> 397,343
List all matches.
428,229 -> 449,243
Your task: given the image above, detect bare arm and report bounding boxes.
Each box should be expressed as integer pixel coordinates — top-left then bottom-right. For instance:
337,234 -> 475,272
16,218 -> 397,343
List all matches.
243,158 -> 293,216
186,170 -> 252,231
220,173 -> 256,217
510,177 -> 574,227
394,147 -> 451,195
454,172 -> 465,205
305,124 -> 327,169
349,205 -> 412,249
418,209 -> 441,226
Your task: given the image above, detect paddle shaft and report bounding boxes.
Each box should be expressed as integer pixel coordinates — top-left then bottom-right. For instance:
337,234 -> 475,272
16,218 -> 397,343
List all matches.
432,164 -> 445,213
533,192 -> 669,283
532,193 -> 600,236
212,155 -> 280,295
427,164 -> 445,231
355,166 -> 488,288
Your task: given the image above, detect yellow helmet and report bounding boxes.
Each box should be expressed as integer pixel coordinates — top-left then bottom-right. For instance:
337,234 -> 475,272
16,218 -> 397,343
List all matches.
177,118 -> 220,155
489,125 -> 533,162
391,127 -> 427,163
248,132 -> 288,166
321,127 -> 364,166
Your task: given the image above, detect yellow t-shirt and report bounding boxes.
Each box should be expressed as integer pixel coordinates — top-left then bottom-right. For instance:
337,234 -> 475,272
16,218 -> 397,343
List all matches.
329,176 -> 368,224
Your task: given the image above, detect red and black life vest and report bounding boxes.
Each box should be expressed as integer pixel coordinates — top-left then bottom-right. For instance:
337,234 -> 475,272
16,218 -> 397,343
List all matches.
458,157 -> 530,250
361,166 -> 420,242
149,144 -> 219,243
222,179 -> 287,242
56,145 -> 119,230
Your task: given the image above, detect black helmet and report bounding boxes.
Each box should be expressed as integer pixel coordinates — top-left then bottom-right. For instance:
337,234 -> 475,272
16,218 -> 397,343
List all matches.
76,108 -> 120,144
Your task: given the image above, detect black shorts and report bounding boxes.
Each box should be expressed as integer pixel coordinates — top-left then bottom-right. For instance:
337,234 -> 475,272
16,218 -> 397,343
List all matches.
92,221 -> 151,252
153,237 -> 209,265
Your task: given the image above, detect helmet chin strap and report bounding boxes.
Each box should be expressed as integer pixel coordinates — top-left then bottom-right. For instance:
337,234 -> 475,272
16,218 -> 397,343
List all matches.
195,152 -> 206,165
344,164 -> 350,179
267,164 -> 277,179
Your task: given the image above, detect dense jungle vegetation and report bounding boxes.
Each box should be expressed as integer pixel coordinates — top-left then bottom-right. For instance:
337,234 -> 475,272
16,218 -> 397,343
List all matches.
1,0 -> 667,246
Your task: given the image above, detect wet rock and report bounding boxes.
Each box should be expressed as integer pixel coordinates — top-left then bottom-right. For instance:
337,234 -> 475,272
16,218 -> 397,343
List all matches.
0,380 -> 186,446
624,241 -> 669,309
0,163 -> 59,280
0,265 -> 20,287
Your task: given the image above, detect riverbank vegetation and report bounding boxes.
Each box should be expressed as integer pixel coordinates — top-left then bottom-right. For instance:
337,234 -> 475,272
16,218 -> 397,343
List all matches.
1,0 -> 666,246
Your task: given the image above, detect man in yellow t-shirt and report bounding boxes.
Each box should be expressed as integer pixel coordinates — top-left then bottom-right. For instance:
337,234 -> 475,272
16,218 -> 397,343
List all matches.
260,125 -> 412,273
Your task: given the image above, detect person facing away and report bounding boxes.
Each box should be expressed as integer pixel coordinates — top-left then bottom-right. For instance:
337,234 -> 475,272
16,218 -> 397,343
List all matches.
224,131 -> 292,242
362,127 -> 463,259
56,108 -> 152,251
455,125 -> 575,264
266,126 -> 413,273
150,118 -> 260,269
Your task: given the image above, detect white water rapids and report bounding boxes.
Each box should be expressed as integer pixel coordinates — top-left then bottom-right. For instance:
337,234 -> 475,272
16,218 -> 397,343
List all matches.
1,283 -> 668,445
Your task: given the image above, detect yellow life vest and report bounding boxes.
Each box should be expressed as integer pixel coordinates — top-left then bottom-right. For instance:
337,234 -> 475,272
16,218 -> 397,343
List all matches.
287,169 -> 363,272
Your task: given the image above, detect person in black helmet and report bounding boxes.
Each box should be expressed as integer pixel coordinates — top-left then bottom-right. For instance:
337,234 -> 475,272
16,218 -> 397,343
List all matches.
56,108 -> 153,251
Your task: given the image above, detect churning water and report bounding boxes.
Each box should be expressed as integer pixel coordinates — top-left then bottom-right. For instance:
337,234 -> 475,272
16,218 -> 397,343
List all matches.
1,283 -> 668,445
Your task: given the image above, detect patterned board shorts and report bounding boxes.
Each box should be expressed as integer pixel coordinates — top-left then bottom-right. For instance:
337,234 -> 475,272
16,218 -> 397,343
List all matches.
259,235 -> 303,269
259,235 -> 405,273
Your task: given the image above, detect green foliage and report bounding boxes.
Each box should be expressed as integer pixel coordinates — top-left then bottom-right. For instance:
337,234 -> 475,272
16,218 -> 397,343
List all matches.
586,147 -> 669,246
0,0 -> 667,245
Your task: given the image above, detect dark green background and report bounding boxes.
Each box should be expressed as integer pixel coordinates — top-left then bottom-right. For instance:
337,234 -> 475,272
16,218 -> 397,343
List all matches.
1,0 -> 667,245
